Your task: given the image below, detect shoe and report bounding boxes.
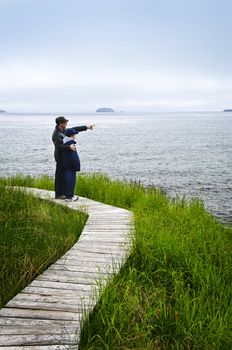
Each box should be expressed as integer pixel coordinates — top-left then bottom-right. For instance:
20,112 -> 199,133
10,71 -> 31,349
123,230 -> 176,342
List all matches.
55,195 -> 66,199
65,196 -> 79,202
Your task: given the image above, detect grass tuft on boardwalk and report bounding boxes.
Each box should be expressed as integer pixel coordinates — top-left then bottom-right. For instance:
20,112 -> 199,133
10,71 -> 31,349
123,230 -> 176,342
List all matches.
0,174 -> 231,349
0,185 -> 87,309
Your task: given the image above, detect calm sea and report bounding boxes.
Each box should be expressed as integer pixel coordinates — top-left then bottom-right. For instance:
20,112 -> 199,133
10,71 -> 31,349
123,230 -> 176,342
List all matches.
0,112 -> 231,224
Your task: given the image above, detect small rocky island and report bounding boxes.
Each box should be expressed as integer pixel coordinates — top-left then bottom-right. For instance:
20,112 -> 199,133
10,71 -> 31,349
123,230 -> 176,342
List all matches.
96,107 -> 114,113
223,109 -> 232,112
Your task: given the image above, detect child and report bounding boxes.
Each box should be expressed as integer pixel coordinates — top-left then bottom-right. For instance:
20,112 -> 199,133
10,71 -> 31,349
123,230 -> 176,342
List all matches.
63,128 -> 81,201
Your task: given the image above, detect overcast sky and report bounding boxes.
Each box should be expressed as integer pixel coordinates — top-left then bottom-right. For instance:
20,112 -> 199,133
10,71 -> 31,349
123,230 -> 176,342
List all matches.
0,0 -> 232,112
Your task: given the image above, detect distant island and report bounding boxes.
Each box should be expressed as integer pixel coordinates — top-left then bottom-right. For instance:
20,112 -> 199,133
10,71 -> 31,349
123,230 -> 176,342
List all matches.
96,107 -> 114,113
0,109 -> 6,113
223,109 -> 232,112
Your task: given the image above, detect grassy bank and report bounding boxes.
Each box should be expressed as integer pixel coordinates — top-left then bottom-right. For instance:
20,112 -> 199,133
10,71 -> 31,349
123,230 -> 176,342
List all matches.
0,185 -> 87,308
0,174 -> 231,349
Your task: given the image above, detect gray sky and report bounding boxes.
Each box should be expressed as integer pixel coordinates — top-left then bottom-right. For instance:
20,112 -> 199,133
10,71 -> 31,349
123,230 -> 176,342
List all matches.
0,0 -> 232,112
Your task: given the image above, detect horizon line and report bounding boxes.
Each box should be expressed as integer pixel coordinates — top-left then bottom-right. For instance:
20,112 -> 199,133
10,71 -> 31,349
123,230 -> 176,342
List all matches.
1,109 -> 228,115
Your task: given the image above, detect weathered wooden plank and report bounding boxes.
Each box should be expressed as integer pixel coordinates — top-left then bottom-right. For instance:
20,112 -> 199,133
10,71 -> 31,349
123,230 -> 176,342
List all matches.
87,216 -> 131,221
22,286 -> 93,296
79,235 -> 129,241
86,218 -> 131,222
56,255 -> 125,266
65,244 -> 127,253
85,218 -> 132,222
5,346 -> 77,350
36,277 -> 108,287
84,220 -> 132,225
0,318 -> 79,328
58,250 -> 119,259
83,227 -> 131,231
0,333 -> 78,346
76,243 -> 128,251
71,247 -> 127,256
36,276 -> 99,285
72,248 -> 129,255
80,203 -> 127,210
6,300 -> 94,312
84,222 -> 131,225
72,241 -> 128,249
57,254 -> 124,263
64,251 -> 125,259
56,258 -> 125,266
88,211 -> 132,215
66,243 -> 127,251
78,238 -> 130,244
0,308 -> 81,321
46,260 -> 117,270
88,210 -> 126,216
50,258 -> 114,267
81,228 -> 131,233
27,280 -> 101,292
37,270 -> 111,282
83,226 -> 130,230
78,239 -> 131,247
38,268 -> 106,278
82,228 -> 130,233
48,263 -> 114,273
0,325 -> 79,335
8,293 -> 93,305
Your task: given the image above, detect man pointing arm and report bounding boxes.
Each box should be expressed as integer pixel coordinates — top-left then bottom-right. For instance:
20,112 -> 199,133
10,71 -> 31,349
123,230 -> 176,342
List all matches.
52,116 -> 94,199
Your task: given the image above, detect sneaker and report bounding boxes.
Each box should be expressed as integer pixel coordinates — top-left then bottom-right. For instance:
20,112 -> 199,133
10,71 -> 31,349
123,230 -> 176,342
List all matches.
55,195 -> 66,200
65,196 -> 79,202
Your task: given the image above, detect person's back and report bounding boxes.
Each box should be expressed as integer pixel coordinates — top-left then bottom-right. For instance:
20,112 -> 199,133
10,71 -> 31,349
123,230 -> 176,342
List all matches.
52,126 -> 66,163
63,135 -> 80,172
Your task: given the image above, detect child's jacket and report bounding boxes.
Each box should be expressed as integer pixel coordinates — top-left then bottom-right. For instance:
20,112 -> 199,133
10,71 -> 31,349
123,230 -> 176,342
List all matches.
62,137 -> 80,171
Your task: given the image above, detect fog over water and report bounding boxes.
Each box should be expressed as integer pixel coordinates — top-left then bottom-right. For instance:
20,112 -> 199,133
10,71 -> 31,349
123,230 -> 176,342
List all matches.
0,111 -> 231,224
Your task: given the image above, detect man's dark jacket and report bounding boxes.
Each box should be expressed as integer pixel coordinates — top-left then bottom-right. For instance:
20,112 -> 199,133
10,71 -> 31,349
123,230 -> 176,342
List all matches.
52,125 -> 87,162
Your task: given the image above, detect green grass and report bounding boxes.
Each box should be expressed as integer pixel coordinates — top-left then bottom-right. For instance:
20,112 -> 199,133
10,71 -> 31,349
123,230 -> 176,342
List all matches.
0,185 -> 87,308
0,174 -> 231,349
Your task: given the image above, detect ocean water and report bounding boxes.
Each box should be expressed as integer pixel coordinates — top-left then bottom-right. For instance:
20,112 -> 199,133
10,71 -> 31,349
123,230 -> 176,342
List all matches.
0,111 -> 231,223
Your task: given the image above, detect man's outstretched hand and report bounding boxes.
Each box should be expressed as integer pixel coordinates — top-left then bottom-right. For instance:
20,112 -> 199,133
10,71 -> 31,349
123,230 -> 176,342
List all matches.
87,124 -> 95,130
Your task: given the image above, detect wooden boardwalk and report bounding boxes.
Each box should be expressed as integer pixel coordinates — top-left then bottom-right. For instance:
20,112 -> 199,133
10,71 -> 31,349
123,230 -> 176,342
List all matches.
0,188 -> 133,349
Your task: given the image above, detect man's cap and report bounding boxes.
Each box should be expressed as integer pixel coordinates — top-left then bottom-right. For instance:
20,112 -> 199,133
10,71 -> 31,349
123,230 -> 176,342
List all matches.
65,128 -> 79,137
55,116 -> 69,124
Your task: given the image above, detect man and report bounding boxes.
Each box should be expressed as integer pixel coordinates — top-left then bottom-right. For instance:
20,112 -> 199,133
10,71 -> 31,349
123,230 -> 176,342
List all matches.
52,116 -> 94,199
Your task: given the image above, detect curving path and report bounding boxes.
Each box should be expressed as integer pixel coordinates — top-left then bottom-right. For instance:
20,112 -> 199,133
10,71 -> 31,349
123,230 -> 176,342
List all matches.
0,188 -> 133,349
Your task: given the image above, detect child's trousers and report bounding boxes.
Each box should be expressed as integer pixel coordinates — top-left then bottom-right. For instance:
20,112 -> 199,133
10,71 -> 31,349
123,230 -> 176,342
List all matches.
65,170 -> 76,199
